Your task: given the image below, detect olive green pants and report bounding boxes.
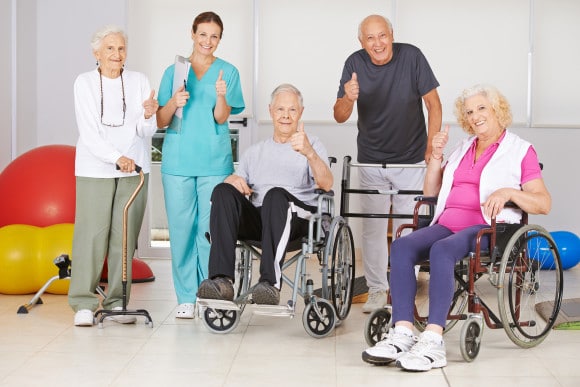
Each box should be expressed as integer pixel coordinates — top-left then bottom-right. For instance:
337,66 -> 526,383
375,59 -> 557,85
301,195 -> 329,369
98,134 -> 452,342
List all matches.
68,174 -> 148,312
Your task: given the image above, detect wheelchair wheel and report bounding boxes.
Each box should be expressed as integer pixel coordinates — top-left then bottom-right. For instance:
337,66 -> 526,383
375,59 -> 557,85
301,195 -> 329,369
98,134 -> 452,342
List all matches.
413,262 -> 468,333
460,316 -> 483,362
201,307 -> 241,334
364,307 -> 392,346
497,225 -> 563,348
329,218 -> 355,320
302,298 -> 336,338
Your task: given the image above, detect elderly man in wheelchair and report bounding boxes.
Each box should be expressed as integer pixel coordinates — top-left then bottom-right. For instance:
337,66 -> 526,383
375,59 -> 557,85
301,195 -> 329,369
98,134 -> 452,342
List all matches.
197,84 -> 354,337
362,84 -> 553,372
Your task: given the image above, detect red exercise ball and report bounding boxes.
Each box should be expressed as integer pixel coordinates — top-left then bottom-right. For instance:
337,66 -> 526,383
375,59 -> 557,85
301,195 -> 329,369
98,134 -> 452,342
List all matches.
0,145 -> 76,227
101,257 -> 156,283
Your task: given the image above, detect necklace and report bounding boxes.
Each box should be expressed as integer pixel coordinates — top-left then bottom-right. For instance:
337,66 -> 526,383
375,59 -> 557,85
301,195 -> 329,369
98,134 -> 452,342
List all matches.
98,68 -> 126,127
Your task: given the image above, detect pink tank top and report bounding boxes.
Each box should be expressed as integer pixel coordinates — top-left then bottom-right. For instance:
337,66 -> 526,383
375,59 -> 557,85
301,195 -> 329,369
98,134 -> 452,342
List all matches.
437,134 -> 541,232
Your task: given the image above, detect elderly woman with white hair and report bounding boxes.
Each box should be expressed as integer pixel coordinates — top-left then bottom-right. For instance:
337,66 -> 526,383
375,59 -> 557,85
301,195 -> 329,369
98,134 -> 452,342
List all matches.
68,25 -> 158,326
362,84 -> 551,371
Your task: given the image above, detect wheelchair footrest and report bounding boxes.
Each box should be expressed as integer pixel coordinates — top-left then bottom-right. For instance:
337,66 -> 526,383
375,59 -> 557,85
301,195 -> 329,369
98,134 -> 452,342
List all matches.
197,299 -> 241,311
253,304 -> 294,318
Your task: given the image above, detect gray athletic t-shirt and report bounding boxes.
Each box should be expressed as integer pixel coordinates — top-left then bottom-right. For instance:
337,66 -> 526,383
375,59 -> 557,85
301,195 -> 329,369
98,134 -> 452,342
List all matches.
235,136 -> 330,207
337,43 -> 439,164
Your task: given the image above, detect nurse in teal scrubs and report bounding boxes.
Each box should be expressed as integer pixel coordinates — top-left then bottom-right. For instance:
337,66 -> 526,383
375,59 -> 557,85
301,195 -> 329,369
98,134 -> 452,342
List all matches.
157,11 -> 245,319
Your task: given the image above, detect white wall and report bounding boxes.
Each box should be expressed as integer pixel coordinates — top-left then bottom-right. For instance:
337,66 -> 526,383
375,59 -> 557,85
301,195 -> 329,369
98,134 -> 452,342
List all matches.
4,0 -> 580,250
35,0 -> 126,146
0,1 -> 12,169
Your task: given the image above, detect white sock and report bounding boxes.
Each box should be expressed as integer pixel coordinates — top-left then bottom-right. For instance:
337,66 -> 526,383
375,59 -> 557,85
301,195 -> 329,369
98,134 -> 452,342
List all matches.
394,325 -> 414,337
421,329 -> 443,344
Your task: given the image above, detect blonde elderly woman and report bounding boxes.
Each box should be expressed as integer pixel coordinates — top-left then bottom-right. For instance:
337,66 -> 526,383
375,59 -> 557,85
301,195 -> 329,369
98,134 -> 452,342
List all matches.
362,84 -> 551,371
68,25 -> 158,326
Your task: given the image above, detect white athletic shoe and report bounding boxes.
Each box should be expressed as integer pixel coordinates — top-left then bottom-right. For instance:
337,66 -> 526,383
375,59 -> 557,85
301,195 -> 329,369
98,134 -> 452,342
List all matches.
396,332 -> 447,371
362,329 -> 416,365
104,306 -> 137,324
74,309 -> 95,326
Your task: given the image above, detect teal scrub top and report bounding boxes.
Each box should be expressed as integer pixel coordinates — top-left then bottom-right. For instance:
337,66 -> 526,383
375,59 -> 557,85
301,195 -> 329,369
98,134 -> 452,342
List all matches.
158,58 -> 245,176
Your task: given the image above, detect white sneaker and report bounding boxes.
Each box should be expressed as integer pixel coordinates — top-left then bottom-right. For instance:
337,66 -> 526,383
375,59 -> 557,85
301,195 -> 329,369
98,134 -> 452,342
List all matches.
175,303 -> 195,319
74,309 -> 95,326
396,332 -> 447,371
362,291 -> 387,313
104,307 -> 137,324
362,329 -> 416,365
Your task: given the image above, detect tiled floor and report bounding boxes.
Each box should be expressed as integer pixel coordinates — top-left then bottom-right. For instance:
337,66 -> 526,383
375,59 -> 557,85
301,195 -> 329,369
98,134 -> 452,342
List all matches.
1,257 -> 580,387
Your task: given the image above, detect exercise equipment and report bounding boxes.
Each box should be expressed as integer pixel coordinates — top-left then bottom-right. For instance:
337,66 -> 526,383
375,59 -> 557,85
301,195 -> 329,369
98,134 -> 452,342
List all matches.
16,254 -> 107,314
0,144 -> 155,297
0,223 -> 74,295
0,145 -> 76,227
531,231 -> 580,270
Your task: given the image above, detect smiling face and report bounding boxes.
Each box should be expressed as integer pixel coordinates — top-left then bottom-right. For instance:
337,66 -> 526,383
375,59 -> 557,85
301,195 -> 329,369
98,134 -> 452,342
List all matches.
192,22 -> 222,56
359,16 -> 394,65
93,33 -> 126,77
464,94 -> 503,138
269,91 -> 304,141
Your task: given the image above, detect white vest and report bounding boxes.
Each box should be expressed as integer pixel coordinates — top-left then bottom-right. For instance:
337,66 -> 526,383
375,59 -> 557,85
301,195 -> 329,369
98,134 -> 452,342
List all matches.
432,131 -> 532,226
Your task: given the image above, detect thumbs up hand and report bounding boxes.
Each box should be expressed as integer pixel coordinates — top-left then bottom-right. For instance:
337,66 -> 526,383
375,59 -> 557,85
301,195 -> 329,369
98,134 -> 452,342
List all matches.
290,122 -> 314,157
344,72 -> 359,102
143,89 -> 159,119
430,125 -> 449,161
216,70 -> 226,97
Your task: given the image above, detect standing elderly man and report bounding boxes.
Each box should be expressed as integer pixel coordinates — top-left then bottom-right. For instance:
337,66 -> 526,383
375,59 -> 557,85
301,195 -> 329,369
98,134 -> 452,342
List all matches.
197,83 -> 333,305
333,14 -> 442,313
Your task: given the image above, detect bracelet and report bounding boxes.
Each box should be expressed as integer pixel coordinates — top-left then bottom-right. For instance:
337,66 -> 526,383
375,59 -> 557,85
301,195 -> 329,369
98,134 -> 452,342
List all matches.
430,153 -> 443,161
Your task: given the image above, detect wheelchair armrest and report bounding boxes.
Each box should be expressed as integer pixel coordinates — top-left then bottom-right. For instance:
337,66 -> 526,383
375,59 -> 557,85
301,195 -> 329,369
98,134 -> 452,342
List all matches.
414,195 -> 438,204
315,188 -> 334,197
394,196 -> 437,238
396,223 -> 419,237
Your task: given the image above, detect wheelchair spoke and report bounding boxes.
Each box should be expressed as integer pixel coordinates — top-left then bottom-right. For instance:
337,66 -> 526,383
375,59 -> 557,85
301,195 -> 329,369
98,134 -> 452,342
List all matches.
202,308 -> 241,334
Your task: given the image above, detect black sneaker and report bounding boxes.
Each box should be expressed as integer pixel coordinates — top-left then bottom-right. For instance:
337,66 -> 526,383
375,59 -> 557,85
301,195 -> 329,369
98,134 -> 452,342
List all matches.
252,281 -> 280,305
197,277 -> 234,301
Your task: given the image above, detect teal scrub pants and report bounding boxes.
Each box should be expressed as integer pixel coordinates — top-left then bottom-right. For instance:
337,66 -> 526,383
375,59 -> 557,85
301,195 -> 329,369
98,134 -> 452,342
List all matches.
162,174 -> 227,304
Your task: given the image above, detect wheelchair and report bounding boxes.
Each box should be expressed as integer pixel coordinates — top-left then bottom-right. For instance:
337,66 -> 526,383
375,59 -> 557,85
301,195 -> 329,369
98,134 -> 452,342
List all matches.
364,196 -> 564,362
197,178 -> 356,338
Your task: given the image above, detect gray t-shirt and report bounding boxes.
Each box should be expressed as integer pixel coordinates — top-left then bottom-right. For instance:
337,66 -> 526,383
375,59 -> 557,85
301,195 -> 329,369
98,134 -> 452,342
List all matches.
235,136 -> 329,207
337,43 -> 439,164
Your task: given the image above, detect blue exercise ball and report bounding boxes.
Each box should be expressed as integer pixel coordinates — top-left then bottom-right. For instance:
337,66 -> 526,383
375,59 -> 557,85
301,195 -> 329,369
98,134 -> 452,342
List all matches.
529,231 -> 580,270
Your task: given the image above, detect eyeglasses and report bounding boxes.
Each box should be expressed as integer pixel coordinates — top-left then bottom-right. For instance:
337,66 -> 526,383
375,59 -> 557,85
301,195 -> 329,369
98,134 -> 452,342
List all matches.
99,68 -> 126,127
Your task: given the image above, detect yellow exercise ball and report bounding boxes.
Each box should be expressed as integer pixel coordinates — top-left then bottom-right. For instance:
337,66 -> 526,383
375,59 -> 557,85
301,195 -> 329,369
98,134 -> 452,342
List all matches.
0,224 -> 74,295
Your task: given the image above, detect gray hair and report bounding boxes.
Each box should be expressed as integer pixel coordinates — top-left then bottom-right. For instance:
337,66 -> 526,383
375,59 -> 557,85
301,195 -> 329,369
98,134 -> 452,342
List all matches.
358,15 -> 393,40
91,25 -> 127,51
270,83 -> 303,107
